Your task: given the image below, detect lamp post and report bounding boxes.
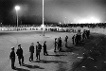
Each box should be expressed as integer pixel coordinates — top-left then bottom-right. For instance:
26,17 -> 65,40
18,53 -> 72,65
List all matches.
41,0 -> 45,36
42,0 -> 44,27
15,5 -> 20,31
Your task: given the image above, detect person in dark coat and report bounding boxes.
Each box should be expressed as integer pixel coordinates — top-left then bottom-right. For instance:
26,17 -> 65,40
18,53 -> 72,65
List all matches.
16,44 -> 24,66
10,47 -> 16,69
83,30 -> 87,39
65,35 -> 68,47
72,35 -> 75,45
65,36 -> 68,43
58,37 -> 62,51
43,41 -> 48,55
86,30 -> 90,39
75,34 -> 78,45
29,43 -> 34,62
54,38 -> 57,52
36,42 -> 42,61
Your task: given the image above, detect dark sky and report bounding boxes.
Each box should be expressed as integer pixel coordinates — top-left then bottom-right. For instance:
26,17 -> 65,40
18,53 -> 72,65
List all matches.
0,0 -> 106,25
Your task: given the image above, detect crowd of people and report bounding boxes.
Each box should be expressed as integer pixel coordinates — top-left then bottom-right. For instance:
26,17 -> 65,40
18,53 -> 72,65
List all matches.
9,36 -> 70,70
72,29 -> 90,45
9,29 -> 90,70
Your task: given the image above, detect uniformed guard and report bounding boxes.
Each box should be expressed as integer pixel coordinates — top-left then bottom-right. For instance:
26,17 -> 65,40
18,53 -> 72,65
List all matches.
16,44 -> 24,66
29,43 -> 34,62
10,47 -> 16,69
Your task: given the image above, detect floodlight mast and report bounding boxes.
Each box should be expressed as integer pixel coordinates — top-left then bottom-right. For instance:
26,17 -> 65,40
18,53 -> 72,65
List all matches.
42,0 -> 44,27
15,5 -> 20,31
41,0 -> 45,36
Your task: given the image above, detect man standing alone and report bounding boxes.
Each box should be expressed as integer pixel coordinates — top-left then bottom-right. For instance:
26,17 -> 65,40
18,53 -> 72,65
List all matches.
29,43 -> 34,62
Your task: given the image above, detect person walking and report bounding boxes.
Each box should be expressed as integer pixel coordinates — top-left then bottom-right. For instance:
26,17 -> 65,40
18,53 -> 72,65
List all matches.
16,44 -> 24,66
43,41 -> 48,55
36,42 -> 42,61
29,43 -> 34,62
10,47 -> 16,69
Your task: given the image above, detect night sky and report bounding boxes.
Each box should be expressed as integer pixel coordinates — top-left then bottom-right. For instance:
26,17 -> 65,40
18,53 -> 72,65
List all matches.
0,0 -> 106,25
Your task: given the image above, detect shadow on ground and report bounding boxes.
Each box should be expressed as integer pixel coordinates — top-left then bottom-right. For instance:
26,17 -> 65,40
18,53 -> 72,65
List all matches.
61,46 -> 79,52
15,67 -> 30,71
46,54 -> 67,57
23,64 -> 44,69
34,60 -> 67,64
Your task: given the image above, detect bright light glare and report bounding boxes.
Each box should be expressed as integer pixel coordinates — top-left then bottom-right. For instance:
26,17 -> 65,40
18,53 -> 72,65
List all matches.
41,24 -> 45,28
77,17 -> 100,23
15,6 -> 20,11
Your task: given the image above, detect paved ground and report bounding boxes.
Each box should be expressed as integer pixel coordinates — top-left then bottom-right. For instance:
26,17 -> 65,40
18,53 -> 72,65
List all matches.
0,30 -> 106,71
0,31 -> 83,71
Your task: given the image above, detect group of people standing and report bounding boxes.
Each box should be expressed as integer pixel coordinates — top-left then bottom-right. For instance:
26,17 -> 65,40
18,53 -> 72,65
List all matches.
54,37 -> 62,52
9,41 -> 48,70
72,29 -> 90,45
54,35 -> 69,52
9,29 -> 90,70
9,44 -> 24,69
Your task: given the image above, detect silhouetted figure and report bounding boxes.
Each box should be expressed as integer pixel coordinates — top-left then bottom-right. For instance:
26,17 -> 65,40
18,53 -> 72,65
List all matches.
16,44 -> 24,66
10,47 -> 16,69
65,36 -> 68,43
86,30 -> 90,39
36,42 -> 42,61
43,41 -> 48,55
84,30 -> 87,39
82,31 -> 86,40
72,35 -> 75,45
65,36 -> 68,47
29,43 -> 34,62
75,34 -> 79,45
75,30 -> 81,45
75,34 -> 77,45
54,38 -> 57,52
58,37 -> 62,51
